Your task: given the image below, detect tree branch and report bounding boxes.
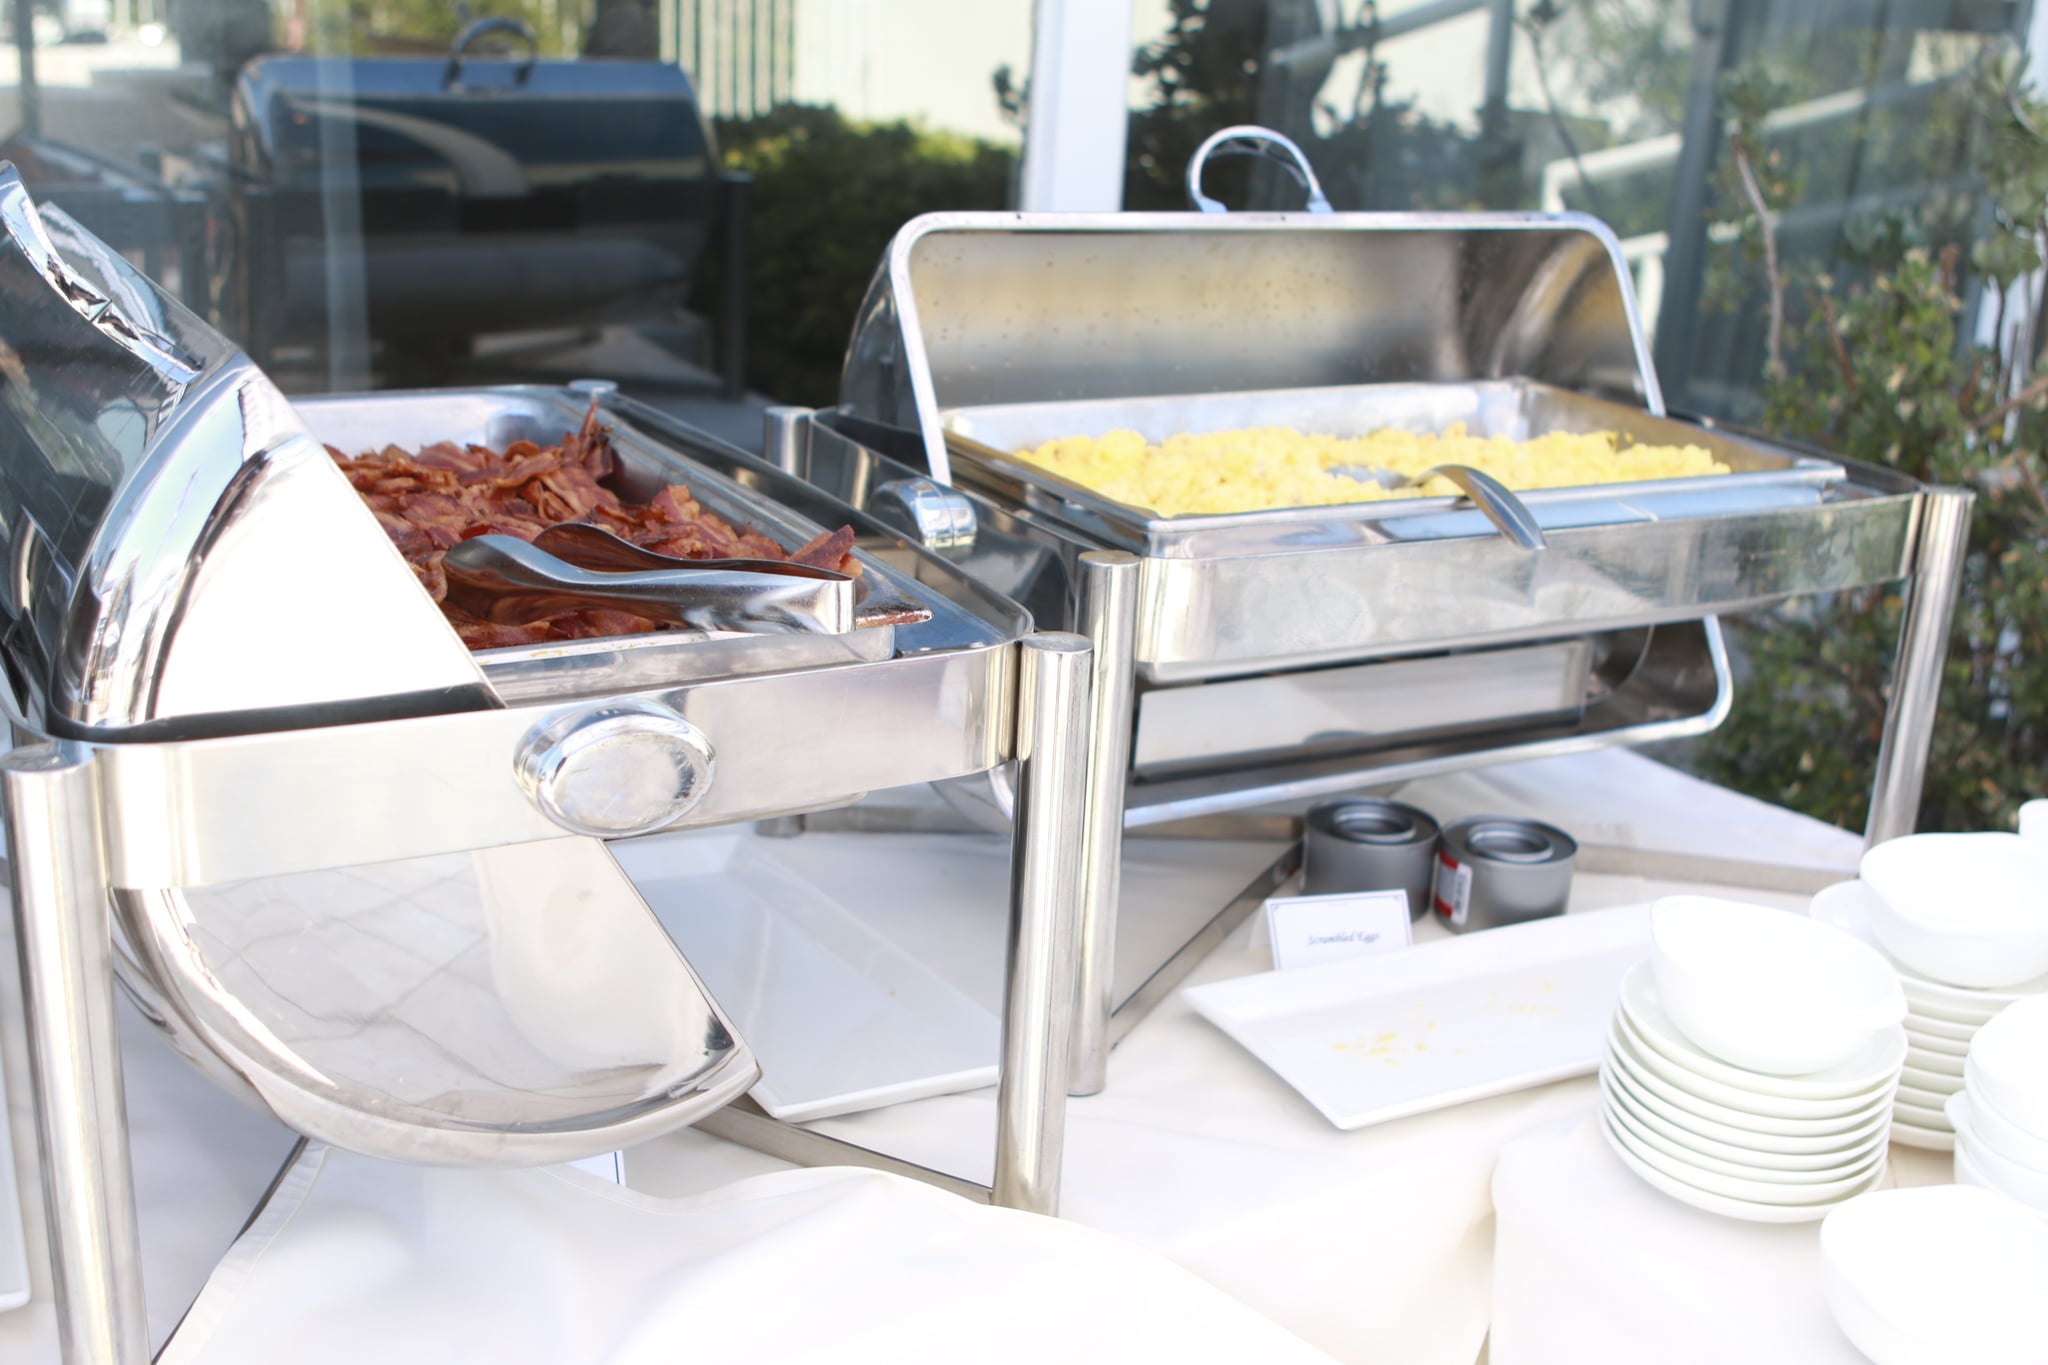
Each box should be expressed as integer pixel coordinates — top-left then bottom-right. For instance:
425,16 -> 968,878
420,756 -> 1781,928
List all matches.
1523,19 -> 1613,226
1970,368 -> 2048,433
2013,449 -> 2048,524
1816,289 -> 1855,388
1731,134 -> 1784,379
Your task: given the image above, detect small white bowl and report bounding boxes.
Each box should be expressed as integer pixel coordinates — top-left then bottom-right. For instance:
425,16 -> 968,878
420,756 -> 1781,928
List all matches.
1813,880 -> 2048,1005
1600,1073 -> 1886,1176
1968,1085 -> 2048,1174
1892,1096 -> 1948,1129
1602,1056 -> 1894,1154
2020,799 -> 2048,845
1607,1022 -> 1893,1133
1905,1010 -> 1978,1042
1904,1025 -> 1970,1058
1966,995 -> 2048,1138
1949,1094 -> 2048,1213
1616,972 -> 1903,1108
1652,895 -> 1905,1075
1905,991 -> 2005,1025
1900,1062 -> 1965,1094
1905,1045 -> 1966,1079
1820,1185 -> 2048,1365
1861,834 -> 2048,988
1898,1081 -> 1957,1110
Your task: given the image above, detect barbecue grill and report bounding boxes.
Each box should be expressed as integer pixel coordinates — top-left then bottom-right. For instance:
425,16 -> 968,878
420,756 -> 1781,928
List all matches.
227,23 -> 745,388
0,169 -> 1094,1365
781,128 -> 1972,1094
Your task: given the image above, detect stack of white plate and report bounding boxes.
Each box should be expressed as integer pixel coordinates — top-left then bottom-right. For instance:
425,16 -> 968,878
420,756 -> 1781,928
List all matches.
1814,832 -> 2048,1151
1599,898 -> 1907,1222
1947,997 -> 2048,1213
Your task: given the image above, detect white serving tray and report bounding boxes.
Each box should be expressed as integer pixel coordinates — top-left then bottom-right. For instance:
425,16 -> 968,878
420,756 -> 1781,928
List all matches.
612,829 -> 1000,1122
1183,904 -> 1652,1130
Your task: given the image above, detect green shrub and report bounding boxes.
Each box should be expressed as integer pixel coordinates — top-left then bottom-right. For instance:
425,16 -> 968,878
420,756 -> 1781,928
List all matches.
712,105 -> 1016,406
1692,60 -> 2048,833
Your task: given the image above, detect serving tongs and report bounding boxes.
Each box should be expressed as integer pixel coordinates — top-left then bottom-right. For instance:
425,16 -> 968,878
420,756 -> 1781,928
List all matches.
1331,462 -> 1549,551
443,526 -> 857,634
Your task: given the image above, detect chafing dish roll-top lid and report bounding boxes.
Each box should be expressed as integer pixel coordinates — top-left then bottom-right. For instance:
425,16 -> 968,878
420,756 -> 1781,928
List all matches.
840,211 -> 1661,486
0,165 -> 491,740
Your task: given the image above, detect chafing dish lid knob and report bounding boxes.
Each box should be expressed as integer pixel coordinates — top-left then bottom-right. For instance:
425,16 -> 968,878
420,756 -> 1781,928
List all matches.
516,700 -> 714,838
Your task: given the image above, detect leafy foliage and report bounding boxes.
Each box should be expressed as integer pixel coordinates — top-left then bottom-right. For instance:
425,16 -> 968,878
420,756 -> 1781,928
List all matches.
1123,0 -> 1268,211
709,105 -> 1014,406
1694,58 -> 2048,832
1123,0 -> 1499,214
297,0 -> 572,55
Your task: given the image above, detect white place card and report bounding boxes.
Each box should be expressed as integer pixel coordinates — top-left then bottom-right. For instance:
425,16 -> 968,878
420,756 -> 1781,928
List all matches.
1265,889 -> 1413,971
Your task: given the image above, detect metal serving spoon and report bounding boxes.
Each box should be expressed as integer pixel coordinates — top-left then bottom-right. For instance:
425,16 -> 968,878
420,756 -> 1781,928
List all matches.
1330,462 -> 1549,551
442,533 -> 855,633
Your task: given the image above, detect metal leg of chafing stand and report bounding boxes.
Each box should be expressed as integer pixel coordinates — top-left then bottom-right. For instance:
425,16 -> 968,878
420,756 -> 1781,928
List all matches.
1067,551 -> 1140,1098
991,632 -> 1092,1211
3,746 -> 150,1365
1864,487 -> 1974,847
699,633 -> 1095,1214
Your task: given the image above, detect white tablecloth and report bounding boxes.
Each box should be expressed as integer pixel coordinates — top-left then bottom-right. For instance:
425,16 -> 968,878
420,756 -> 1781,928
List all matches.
1490,1116 -> 1952,1364
0,943 -> 300,1359
158,1148 -> 1340,1365
625,750 -> 1867,1365
1,750 -> 1876,1364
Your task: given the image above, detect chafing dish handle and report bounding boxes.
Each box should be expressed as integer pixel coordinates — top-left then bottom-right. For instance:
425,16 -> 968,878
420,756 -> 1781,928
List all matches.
1185,125 -> 1333,214
443,16 -> 538,89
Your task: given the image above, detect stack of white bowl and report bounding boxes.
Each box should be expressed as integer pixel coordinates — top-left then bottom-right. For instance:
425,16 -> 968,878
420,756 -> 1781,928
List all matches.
1820,1185 -> 2048,1365
1812,832 -> 2048,1150
1946,996 -> 2048,1213
1599,896 -> 1908,1222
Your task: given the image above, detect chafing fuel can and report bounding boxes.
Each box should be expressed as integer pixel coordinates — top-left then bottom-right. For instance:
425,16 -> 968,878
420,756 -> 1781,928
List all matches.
1302,798 -> 1441,920
1433,816 -> 1577,933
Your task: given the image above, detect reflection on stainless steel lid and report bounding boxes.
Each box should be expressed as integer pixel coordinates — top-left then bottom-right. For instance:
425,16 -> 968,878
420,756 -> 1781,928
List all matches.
0,163 -> 491,742
114,839 -> 757,1160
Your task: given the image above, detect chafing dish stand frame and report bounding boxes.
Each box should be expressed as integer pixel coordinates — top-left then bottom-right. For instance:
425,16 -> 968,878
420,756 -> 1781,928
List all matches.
777,403 -> 1973,1099
1066,482 -> 1975,1085
4,630 -> 1094,1365
803,184 -> 1980,1098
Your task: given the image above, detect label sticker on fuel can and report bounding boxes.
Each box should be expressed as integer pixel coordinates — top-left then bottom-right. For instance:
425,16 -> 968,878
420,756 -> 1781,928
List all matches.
1434,853 -> 1472,928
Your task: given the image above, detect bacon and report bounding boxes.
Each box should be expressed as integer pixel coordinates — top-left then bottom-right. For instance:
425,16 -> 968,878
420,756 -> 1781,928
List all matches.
336,399 -> 861,650
791,525 -> 857,570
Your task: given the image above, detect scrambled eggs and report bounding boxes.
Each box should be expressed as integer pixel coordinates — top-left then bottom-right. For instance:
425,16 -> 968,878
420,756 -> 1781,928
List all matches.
1012,423 -> 1729,518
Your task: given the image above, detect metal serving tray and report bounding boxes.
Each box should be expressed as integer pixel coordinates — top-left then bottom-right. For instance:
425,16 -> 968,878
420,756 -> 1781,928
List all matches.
838,211 -> 1923,684
942,378 -> 1845,544
298,386 -> 1008,702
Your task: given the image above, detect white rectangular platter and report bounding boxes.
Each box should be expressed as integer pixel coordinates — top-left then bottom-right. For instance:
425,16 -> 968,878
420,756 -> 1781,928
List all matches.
1183,904 -> 1651,1130
611,830 -> 999,1122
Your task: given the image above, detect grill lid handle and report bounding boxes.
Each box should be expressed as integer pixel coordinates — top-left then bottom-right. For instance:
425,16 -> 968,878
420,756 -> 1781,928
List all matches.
443,16 -> 538,91
1185,125 -> 1333,215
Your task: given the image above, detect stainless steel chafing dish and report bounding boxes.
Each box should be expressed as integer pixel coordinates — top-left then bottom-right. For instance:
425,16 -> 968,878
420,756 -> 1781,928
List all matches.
0,167 -> 1093,1364
780,130 -> 1971,1094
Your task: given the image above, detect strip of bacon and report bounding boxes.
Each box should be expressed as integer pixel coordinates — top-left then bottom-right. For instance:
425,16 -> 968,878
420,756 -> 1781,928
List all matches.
336,400 -> 861,650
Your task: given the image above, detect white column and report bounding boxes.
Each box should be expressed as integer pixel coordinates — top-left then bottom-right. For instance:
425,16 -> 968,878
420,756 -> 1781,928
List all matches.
1019,0 -> 1136,211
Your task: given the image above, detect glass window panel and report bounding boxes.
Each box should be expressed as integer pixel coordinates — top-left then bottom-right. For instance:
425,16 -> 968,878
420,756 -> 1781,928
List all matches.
1126,0 -> 2020,418
2,0 -> 1029,413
